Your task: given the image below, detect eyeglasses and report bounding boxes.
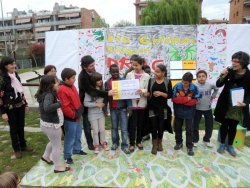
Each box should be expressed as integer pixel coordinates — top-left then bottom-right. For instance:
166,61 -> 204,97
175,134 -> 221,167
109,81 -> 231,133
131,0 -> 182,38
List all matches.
231,59 -> 240,63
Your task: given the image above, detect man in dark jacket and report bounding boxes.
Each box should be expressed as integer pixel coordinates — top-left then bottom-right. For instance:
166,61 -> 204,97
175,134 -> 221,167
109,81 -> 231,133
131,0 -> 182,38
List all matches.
78,55 -> 114,150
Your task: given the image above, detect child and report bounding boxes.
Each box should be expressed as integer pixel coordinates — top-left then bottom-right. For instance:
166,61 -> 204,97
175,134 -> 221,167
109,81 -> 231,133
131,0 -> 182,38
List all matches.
144,64 -> 173,154
193,70 -> 218,147
35,75 -> 70,173
104,64 -> 132,154
84,72 -> 109,154
0,172 -> 20,188
57,68 -> 87,165
172,72 -> 200,156
126,56 -> 150,152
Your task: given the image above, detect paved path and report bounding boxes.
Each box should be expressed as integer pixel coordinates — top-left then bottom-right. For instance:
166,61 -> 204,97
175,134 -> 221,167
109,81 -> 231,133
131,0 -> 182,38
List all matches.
0,125 -> 41,132
19,69 -> 44,107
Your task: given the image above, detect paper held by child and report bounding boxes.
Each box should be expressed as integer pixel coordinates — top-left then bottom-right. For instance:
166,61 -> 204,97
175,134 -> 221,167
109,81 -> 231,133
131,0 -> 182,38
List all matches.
230,87 -> 244,106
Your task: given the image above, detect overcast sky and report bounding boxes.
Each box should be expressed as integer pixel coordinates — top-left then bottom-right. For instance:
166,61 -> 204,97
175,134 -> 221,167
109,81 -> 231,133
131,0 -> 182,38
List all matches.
1,0 -> 230,25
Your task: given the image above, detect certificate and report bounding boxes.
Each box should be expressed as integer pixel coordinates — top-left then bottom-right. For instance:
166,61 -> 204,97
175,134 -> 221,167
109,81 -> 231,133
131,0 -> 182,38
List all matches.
112,79 -> 140,100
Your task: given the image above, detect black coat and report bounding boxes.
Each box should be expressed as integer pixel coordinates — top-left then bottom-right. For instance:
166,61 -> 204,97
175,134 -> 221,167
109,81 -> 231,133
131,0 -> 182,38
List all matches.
214,68 -> 250,130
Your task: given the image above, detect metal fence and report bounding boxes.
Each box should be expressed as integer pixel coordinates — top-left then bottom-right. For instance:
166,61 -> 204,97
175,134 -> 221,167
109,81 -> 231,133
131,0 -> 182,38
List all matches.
16,59 -> 32,69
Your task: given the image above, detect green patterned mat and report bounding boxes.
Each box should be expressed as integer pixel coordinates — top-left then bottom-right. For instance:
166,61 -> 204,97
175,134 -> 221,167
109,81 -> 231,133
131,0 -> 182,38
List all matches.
21,130 -> 250,187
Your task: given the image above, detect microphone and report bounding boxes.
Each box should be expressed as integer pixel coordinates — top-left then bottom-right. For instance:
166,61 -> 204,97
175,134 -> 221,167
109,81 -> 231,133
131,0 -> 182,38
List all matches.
219,66 -> 232,77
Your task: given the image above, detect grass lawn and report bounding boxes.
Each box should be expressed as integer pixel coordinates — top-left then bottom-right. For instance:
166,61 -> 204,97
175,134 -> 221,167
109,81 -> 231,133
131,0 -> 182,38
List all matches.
0,112 -> 249,180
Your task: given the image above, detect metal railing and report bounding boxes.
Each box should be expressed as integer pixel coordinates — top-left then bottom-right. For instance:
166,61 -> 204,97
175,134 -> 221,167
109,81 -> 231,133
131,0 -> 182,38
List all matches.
0,23 -> 32,31
34,18 -> 81,27
59,8 -> 80,13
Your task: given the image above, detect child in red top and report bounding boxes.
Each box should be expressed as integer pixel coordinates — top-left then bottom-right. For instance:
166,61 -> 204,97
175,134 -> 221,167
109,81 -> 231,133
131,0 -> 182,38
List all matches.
57,68 -> 87,165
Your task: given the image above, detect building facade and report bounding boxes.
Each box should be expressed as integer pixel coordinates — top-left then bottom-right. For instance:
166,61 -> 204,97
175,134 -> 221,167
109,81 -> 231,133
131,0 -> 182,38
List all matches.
134,0 -> 203,25
229,0 -> 250,24
0,2 -> 99,52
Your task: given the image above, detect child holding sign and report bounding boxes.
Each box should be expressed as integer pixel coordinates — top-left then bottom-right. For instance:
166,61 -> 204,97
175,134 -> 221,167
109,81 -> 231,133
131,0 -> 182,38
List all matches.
104,64 -> 132,154
84,72 -> 109,154
126,56 -> 150,152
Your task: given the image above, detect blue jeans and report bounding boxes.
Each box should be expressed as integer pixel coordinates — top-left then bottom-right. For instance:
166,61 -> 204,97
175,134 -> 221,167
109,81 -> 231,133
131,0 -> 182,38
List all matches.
82,113 -> 93,144
63,120 -> 82,159
110,108 -> 128,149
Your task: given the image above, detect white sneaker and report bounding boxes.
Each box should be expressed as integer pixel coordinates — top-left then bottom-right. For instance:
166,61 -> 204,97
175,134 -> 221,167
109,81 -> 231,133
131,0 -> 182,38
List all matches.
193,142 -> 198,147
246,131 -> 250,137
203,141 -> 213,148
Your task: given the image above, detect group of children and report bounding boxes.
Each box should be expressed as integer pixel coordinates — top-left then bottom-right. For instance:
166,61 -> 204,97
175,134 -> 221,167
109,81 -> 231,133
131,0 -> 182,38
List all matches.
37,53 -> 229,172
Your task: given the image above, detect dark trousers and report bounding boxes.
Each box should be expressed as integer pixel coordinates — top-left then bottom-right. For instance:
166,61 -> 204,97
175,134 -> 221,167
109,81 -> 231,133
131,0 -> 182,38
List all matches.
193,109 -> 213,142
174,117 -> 194,148
129,109 -> 145,146
150,116 -> 164,139
220,118 -> 239,145
82,113 -> 93,145
6,106 -> 26,151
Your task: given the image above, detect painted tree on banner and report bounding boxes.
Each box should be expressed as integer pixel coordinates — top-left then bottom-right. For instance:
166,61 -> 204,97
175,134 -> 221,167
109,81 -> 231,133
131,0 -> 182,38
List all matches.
140,0 -> 201,25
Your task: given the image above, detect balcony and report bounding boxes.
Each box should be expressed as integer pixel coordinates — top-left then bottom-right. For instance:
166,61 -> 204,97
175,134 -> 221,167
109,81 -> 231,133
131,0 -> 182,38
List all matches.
244,0 -> 250,6
34,18 -> 81,27
243,11 -> 250,21
0,24 -> 33,31
59,8 -> 80,13
35,32 -> 45,39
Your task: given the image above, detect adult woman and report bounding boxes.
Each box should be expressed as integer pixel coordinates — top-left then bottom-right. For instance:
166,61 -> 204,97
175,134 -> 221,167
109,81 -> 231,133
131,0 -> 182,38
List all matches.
44,65 -> 57,76
144,64 -> 173,154
0,57 -> 33,159
215,51 -> 250,157
0,172 -> 21,188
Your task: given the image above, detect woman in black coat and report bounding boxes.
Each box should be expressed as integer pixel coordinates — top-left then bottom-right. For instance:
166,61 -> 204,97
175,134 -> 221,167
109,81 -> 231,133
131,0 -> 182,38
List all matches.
0,57 -> 33,159
214,51 -> 250,157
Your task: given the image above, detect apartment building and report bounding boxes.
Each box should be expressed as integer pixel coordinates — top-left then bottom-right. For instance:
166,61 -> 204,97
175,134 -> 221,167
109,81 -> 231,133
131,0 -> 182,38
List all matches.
134,0 -> 203,25
0,2 -> 99,52
229,0 -> 250,23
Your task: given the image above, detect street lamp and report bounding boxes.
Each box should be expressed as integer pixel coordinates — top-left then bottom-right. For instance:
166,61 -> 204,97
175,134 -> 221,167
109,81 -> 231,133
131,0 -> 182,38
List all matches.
0,0 -> 8,56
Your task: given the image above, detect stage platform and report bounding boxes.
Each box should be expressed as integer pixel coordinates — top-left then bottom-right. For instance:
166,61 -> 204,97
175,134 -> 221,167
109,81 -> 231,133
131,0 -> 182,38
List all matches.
21,130 -> 250,187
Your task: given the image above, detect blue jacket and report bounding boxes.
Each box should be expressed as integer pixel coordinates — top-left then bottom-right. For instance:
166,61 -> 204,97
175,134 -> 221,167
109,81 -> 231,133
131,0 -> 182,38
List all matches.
104,77 -> 132,111
172,82 -> 200,119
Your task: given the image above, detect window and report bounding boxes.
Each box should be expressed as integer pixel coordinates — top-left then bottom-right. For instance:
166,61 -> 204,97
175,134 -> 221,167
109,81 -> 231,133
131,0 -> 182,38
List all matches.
235,1 -> 236,5
234,13 -> 235,17
236,11 -> 239,16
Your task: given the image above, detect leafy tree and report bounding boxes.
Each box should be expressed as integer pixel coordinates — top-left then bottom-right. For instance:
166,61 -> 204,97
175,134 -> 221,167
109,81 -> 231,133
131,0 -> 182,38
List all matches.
112,20 -> 135,27
93,16 -> 110,28
140,0 -> 201,25
201,17 -> 209,24
75,25 -> 82,29
29,43 -> 45,67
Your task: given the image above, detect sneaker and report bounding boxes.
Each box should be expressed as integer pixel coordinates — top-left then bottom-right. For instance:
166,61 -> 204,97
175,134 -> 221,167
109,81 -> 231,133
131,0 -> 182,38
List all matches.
193,142 -> 198,147
14,151 -> 22,159
122,147 -> 130,154
174,143 -> 183,150
88,143 -> 95,150
217,143 -> 225,154
187,148 -> 194,156
94,145 -> 100,154
227,145 -> 237,157
203,141 -> 213,148
65,158 -> 74,165
21,146 -> 33,152
102,142 -> 110,151
111,143 -> 119,150
73,150 -> 87,155
142,135 -> 150,142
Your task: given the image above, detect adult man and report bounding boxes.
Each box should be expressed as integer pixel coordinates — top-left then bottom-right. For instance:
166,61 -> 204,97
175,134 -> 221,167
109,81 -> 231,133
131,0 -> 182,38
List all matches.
78,55 -> 113,150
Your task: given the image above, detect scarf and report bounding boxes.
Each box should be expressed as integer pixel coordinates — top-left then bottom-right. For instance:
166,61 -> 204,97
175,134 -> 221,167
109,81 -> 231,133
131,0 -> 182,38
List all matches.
8,72 -> 24,99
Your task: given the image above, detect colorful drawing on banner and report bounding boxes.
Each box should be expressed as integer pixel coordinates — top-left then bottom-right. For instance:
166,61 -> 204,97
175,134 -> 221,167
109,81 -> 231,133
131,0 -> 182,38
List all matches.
197,25 -> 227,109
197,25 -> 227,83
105,26 -> 197,80
112,79 -> 140,100
78,29 -> 105,76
